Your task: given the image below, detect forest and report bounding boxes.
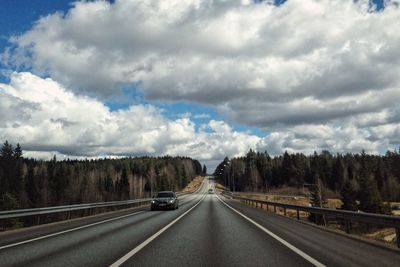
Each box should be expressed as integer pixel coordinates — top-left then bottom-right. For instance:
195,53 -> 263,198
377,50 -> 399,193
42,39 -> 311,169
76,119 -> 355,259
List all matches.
0,141 -> 203,211
214,149 -> 400,214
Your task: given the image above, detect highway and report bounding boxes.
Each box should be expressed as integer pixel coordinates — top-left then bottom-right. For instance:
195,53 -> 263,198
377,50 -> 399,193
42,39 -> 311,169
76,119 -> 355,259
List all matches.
0,177 -> 399,267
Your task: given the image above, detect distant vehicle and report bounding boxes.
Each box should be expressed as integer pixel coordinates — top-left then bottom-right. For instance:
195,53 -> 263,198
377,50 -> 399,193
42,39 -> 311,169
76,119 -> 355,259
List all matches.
151,191 -> 179,211
208,188 -> 213,194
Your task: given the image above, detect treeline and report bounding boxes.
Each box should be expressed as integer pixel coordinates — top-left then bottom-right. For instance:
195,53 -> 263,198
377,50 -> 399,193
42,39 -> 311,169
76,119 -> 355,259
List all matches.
0,141 -> 203,210
214,149 -> 400,214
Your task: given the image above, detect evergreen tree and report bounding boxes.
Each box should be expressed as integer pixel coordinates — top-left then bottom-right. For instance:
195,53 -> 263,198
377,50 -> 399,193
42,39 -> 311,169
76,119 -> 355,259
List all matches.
14,144 -> 22,159
202,165 -> 207,176
119,167 -> 130,199
26,165 -> 40,207
309,179 -> 327,225
0,141 -> 14,196
358,175 -> 389,214
281,151 -> 293,185
0,140 -> 13,159
340,180 -> 358,211
332,156 -> 346,191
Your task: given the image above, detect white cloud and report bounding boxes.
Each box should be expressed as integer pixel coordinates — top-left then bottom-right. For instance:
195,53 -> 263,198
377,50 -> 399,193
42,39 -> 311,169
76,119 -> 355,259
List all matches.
0,72 -> 261,169
3,0 -> 400,129
1,72 -> 397,170
1,0 -> 400,168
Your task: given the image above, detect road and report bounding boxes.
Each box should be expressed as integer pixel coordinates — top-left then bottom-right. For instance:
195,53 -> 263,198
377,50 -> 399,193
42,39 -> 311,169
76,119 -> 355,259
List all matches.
0,177 -> 399,266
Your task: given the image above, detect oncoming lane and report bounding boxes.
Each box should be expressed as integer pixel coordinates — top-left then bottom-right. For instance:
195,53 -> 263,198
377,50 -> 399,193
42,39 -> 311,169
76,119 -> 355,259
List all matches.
0,182 -> 208,267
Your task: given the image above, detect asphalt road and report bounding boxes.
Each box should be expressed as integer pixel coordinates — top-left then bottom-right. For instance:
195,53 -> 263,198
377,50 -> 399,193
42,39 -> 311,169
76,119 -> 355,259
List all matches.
0,178 -> 399,267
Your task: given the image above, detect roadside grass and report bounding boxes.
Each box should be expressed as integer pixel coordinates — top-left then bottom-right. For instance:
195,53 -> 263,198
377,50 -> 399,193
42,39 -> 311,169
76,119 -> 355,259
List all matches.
181,176 -> 205,193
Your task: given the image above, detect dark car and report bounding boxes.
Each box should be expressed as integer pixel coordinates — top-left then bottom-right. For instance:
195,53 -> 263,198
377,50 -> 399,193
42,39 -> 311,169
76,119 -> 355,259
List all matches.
150,191 -> 179,211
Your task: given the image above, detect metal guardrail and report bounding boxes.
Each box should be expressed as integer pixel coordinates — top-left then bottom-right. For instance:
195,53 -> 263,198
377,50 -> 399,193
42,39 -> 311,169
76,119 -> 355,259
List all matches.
0,191 -> 190,221
222,191 -> 400,248
0,198 -> 152,220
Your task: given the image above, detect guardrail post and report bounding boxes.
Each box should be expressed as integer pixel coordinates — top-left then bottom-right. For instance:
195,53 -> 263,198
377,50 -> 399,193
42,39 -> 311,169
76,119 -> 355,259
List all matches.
284,207 -> 287,216
274,205 -> 276,213
266,203 -> 269,211
36,215 -> 40,225
345,221 -> 351,234
396,228 -> 400,248
296,209 -> 300,220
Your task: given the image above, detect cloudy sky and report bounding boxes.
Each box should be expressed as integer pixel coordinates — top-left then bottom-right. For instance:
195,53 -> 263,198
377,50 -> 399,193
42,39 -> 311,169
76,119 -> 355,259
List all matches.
1,0 -> 399,170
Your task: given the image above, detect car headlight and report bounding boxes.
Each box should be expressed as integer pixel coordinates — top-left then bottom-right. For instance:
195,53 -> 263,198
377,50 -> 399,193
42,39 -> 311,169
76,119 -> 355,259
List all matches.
169,199 -> 175,203
151,200 -> 155,203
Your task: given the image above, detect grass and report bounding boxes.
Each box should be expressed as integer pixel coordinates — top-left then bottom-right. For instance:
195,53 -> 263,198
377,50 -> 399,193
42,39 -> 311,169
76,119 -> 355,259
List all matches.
181,176 -> 205,193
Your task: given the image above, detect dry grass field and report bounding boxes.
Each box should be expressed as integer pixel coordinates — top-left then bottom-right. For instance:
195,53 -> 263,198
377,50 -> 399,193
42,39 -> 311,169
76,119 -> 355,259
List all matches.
181,176 -> 205,193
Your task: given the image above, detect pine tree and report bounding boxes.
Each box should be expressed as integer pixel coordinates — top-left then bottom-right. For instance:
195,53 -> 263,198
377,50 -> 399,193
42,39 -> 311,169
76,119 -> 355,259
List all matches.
340,180 -> 358,211
0,140 -> 13,159
26,165 -> 40,207
309,179 -> 327,225
358,175 -> 389,214
202,165 -> 207,176
119,167 -> 130,200
332,156 -> 346,191
14,144 -> 22,159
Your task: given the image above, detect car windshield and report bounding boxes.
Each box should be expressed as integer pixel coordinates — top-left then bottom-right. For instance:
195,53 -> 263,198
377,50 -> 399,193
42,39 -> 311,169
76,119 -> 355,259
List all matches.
156,192 -> 174,198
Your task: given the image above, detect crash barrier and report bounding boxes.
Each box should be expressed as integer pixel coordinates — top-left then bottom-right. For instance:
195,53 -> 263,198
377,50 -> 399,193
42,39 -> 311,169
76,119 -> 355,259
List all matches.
221,191 -> 400,248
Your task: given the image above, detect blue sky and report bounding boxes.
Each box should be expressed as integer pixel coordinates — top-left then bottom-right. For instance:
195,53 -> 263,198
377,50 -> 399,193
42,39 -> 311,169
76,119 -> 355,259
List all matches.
0,0 -> 386,137
0,0 -> 273,137
0,0 -> 398,168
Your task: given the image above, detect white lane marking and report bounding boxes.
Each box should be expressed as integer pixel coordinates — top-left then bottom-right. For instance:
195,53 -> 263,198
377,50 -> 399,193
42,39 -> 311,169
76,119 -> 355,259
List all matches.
0,211 -> 144,250
0,180 -> 206,252
216,195 -> 326,267
109,194 -> 206,267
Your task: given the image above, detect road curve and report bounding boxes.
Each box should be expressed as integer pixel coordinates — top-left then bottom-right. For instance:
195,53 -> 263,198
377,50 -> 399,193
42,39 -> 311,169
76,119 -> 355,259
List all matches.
0,178 -> 399,267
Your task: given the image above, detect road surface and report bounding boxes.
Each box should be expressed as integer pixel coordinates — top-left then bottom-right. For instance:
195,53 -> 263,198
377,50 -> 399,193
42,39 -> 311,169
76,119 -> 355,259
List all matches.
0,178 -> 399,266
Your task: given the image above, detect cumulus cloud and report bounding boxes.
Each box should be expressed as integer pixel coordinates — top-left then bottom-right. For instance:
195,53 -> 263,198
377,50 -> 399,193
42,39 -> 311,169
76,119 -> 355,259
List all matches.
0,72 -> 396,169
0,72 -> 262,168
1,0 -> 400,168
3,0 -> 400,129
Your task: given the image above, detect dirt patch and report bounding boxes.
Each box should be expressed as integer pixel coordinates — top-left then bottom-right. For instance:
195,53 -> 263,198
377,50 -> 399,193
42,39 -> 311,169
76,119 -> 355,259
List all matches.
363,228 -> 397,243
181,176 -> 204,193
392,210 -> 400,216
237,192 -> 342,209
215,183 -> 225,191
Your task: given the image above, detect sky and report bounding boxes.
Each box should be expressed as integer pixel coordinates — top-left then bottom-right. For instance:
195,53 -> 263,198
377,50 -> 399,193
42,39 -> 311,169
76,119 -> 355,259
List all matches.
0,0 -> 399,170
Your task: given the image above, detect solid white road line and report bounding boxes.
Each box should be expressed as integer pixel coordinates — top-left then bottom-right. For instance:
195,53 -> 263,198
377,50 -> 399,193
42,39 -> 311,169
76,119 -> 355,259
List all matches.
0,180 -> 207,251
216,194 -> 326,267
0,211 -> 144,250
109,194 -> 206,267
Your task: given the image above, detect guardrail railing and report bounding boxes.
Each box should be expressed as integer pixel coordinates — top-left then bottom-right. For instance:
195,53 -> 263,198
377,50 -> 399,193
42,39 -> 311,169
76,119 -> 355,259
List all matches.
221,191 -> 400,248
0,191 -> 190,221
0,198 -> 152,220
